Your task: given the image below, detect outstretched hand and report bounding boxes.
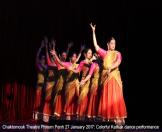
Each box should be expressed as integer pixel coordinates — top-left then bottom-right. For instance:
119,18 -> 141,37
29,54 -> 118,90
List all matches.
80,44 -> 86,52
50,50 -> 56,56
51,39 -> 56,50
90,23 -> 96,32
68,42 -> 73,48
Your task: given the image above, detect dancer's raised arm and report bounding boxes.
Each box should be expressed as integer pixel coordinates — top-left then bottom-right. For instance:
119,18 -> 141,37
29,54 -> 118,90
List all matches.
36,40 -> 47,71
90,23 -> 100,51
45,41 -> 52,65
36,40 -> 44,65
50,50 -> 64,67
75,44 -> 85,63
66,41 -> 73,56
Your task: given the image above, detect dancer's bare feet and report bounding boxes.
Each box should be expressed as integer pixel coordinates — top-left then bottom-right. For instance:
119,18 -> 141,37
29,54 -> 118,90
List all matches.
66,115 -> 71,120
115,118 -> 125,125
33,112 -> 39,120
43,114 -> 49,122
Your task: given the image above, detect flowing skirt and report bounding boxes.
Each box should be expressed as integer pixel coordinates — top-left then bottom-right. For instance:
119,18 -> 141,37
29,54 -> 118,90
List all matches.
33,87 -> 42,112
43,81 -> 55,117
64,80 -> 79,117
53,94 -> 63,117
87,86 -> 98,118
53,73 -> 65,117
98,76 -> 127,120
76,80 -> 90,118
33,73 -> 44,119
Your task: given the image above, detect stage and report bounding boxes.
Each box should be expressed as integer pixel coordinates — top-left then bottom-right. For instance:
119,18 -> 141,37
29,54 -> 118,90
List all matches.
0,0 -> 161,131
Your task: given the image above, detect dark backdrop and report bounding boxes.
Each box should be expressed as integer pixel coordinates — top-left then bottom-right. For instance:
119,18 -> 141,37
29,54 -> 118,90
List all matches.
0,0 -> 161,125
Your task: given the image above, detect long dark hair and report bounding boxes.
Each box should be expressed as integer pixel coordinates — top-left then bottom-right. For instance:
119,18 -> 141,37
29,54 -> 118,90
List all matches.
83,48 -> 92,59
107,37 -> 115,44
83,48 -> 92,54
69,52 -> 77,61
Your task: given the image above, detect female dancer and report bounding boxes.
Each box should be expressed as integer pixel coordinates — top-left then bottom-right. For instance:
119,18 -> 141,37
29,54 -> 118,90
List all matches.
80,54 -> 100,120
90,23 -> 127,125
33,40 -> 47,121
42,38 -> 58,122
49,41 -> 73,119
50,45 -> 84,120
69,48 -> 93,120
59,42 -> 73,62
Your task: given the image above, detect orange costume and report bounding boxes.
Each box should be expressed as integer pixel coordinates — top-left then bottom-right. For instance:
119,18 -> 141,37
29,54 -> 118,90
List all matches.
87,62 -> 100,118
76,60 -> 91,119
97,48 -> 127,121
63,63 -> 80,118
33,65 -> 47,120
53,60 -> 67,118
42,54 -> 58,121
42,66 -> 57,120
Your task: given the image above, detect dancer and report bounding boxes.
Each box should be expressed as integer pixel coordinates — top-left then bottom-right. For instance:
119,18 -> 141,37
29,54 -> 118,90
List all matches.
42,37 -> 58,122
90,23 -> 127,125
59,42 -> 73,62
33,40 -> 47,121
50,42 -> 73,119
50,45 -> 85,120
80,54 -> 100,120
68,48 -> 93,120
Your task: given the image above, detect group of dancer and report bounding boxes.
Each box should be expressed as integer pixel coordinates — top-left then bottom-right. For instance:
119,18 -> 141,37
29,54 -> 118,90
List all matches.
33,23 -> 127,125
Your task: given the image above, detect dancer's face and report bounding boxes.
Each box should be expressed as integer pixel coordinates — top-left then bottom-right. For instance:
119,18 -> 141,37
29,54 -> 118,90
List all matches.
71,53 -> 77,63
107,39 -> 116,50
61,52 -> 67,61
85,49 -> 92,59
